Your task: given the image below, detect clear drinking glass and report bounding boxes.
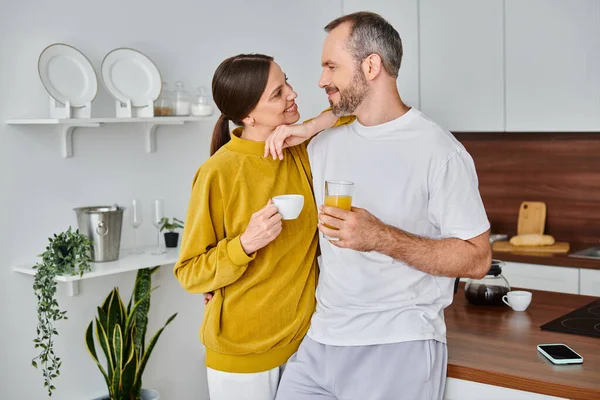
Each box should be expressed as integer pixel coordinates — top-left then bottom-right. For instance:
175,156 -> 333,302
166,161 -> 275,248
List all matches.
151,199 -> 166,255
129,198 -> 143,255
323,180 -> 354,241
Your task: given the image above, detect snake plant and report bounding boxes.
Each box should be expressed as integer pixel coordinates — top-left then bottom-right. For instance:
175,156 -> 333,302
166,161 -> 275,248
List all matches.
85,267 -> 177,400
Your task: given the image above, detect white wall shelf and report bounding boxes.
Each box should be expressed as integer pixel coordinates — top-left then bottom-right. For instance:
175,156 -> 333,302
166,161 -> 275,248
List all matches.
5,116 -> 213,157
13,246 -> 180,296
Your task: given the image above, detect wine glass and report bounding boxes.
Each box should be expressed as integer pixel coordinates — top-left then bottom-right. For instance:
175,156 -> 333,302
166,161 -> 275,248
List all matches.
151,199 -> 166,255
129,199 -> 144,254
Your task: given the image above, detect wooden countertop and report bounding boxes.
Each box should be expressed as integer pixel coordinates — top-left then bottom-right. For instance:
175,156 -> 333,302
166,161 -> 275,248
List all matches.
446,284 -> 600,400
492,242 -> 600,270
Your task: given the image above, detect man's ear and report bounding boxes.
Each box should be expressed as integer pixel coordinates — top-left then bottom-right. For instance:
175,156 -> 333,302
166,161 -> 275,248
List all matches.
362,53 -> 383,81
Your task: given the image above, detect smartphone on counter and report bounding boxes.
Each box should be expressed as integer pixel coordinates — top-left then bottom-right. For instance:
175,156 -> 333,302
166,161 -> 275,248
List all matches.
537,344 -> 583,365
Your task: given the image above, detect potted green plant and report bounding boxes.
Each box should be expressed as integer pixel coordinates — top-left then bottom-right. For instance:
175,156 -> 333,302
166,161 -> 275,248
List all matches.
86,267 -> 177,400
159,217 -> 183,248
32,226 -> 94,397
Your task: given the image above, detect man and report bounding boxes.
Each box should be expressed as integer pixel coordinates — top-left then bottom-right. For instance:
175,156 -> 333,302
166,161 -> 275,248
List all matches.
274,11 -> 492,400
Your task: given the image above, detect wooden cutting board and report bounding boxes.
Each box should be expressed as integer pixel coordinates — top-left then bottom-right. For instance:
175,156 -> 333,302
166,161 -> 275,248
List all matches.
493,240 -> 570,253
517,201 -> 547,235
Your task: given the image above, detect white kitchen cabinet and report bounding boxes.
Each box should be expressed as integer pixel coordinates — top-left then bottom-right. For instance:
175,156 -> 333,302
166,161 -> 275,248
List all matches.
419,0 -> 504,131
343,0 -> 420,108
580,268 -> 600,296
505,0 -> 600,131
444,378 -> 568,400
501,262 -> 579,294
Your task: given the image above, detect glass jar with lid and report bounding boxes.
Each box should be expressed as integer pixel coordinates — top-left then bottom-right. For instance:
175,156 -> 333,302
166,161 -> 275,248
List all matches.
465,259 -> 511,306
191,86 -> 214,116
173,81 -> 191,116
154,83 -> 173,116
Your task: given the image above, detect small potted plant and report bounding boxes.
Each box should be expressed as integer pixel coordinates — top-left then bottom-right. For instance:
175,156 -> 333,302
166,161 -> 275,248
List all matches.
86,267 -> 177,400
159,217 -> 184,248
32,226 -> 94,396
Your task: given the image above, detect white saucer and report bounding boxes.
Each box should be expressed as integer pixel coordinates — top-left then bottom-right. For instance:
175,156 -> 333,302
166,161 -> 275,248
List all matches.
101,48 -> 162,107
38,43 -> 98,107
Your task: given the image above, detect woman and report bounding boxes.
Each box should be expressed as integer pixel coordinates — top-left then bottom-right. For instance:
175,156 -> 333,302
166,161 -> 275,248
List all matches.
173,54 -> 351,400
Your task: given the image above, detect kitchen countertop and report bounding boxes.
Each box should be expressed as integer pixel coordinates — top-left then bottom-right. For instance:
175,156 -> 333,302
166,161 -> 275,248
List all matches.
492,242 -> 600,270
446,284 -> 600,400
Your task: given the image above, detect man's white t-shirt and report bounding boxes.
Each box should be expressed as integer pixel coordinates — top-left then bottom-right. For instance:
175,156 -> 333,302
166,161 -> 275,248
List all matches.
306,108 -> 490,346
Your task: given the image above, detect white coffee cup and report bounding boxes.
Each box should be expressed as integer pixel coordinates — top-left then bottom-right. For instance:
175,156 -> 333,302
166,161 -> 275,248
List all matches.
272,195 -> 304,220
502,290 -> 532,311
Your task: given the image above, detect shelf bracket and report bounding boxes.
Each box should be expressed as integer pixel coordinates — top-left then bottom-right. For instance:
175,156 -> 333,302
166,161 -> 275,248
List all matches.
145,121 -> 185,153
66,281 -> 80,296
59,123 -> 101,158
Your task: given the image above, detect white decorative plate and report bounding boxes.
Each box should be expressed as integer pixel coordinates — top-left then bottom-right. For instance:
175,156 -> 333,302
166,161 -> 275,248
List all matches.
101,48 -> 162,107
38,43 -> 98,107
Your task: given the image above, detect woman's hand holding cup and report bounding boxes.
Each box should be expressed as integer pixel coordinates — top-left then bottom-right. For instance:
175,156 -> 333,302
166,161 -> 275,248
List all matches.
240,200 -> 283,254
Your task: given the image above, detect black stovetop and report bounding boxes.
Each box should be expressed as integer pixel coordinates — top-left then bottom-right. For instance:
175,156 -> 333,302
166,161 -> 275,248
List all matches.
540,298 -> 600,338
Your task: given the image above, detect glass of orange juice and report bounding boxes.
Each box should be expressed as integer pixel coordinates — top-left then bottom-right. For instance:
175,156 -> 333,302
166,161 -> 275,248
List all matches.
323,180 -> 354,240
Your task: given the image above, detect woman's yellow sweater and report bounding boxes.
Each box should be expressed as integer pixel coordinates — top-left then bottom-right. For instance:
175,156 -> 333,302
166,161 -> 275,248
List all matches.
173,128 -> 321,373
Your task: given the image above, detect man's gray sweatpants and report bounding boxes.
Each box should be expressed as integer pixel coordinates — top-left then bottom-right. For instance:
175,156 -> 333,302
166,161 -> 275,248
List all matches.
275,336 -> 447,400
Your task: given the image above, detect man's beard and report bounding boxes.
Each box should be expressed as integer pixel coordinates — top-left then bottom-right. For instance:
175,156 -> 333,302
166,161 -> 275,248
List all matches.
328,69 -> 369,116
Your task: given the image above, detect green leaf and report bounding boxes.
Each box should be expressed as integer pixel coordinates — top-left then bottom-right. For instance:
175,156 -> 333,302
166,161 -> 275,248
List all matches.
101,290 -> 113,314
112,325 -> 123,398
106,289 -> 126,350
133,269 -> 152,356
97,306 -> 109,335
85,321 -> 110,389
159,217 -> 184,232
96,318 -> 114,376
123,287 -> 155,350
121,340 -> 137,396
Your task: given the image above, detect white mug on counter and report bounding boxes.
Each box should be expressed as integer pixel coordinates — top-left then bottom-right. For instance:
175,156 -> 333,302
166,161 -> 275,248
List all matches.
503,290 -> 532,311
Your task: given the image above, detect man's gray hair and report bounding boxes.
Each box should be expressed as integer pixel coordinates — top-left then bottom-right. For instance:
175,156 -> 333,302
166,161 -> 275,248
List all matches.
325,12 -> 403,78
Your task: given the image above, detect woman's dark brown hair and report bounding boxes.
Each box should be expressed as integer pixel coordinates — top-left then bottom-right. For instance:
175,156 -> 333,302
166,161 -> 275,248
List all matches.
210,54 -> 274,155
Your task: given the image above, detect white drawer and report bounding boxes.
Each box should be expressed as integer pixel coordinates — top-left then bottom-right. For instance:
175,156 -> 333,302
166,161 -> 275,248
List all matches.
444,377 -> 568,400
500,262 -> 579,294
580,268 -> 600,296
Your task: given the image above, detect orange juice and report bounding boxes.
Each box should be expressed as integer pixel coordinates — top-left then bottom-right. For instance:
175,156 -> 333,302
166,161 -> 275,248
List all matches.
323,195 -> 352,230
324,195 -> 352,210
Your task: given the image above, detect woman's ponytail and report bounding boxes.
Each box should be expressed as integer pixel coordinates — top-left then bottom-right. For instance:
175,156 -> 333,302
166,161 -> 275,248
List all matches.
210,114 -> 231,156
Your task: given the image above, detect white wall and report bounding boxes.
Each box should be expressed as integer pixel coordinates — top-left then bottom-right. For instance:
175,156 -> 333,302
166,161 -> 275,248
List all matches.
0,0 -> 342,399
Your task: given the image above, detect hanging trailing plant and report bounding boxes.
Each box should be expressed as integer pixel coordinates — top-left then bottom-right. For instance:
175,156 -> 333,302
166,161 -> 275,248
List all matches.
32,226 -> 94,396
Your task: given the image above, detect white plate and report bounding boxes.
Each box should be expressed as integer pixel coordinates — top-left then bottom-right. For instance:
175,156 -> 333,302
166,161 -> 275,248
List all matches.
38,43 -> 98,107
101,48 -> 162,107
